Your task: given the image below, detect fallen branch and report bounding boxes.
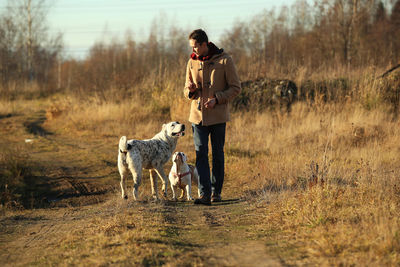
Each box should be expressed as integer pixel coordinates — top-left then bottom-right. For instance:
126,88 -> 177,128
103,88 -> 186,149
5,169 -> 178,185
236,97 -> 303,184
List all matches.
378,63 -> 400,78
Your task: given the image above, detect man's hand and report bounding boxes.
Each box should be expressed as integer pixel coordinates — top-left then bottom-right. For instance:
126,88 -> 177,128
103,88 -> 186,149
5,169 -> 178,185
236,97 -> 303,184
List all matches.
186,81 -> 197,93
204,98 -> 217,109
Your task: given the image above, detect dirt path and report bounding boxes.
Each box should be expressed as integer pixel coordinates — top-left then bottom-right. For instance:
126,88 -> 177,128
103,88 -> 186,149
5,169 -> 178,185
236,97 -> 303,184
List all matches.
0,198 -> 281,266
0,109 -> 118,208
0,110 -> 281,266
155,200 -> 281,266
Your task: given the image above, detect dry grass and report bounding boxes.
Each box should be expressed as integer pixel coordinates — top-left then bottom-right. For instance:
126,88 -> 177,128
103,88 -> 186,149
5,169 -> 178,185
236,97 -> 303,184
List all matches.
43,94 -> 171,138
37,87 -> 400,264
35,203 -> 169,266
1,68 -> 399,265
224,102 -> 400,265
0,99 -> 38,116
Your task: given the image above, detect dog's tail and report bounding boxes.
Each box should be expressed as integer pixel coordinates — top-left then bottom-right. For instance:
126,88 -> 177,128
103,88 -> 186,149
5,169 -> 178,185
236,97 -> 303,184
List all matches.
119,136 -> 128,153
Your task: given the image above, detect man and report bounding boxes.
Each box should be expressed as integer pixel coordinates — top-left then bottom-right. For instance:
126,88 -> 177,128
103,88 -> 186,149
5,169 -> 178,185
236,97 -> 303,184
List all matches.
184,29 -> 241,205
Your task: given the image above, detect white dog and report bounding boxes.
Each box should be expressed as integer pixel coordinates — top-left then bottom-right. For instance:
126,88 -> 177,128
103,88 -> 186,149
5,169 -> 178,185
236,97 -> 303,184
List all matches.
118,122 -> 185,200
168,152 -> 199,201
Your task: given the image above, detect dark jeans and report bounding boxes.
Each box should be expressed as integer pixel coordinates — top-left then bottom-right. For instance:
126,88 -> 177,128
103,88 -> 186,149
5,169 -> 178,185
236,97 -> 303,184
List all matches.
192,123 -> 226,198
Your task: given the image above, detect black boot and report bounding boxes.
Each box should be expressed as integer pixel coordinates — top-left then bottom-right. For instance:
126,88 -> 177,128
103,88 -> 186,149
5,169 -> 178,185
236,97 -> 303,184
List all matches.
194,195 -> 211,206
211,193 -> 222,203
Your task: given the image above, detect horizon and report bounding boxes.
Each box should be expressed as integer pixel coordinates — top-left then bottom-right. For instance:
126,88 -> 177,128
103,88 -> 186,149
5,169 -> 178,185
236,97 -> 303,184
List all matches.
1,0 -> 299,59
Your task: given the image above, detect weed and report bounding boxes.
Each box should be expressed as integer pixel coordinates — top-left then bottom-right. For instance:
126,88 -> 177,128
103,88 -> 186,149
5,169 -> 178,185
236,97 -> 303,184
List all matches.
0,147 -> 32,208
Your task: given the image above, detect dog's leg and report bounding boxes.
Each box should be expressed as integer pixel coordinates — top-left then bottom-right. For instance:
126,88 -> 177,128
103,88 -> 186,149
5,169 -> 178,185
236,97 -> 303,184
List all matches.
131,168 -> 142,201
120,173 -> 128,199
178,188 -> 185,199
193,169 -> 201,198
118,155 -> 129,199
149,169 -> 158,200
186,183 -> 193,201
171,184 -> 178,201
128,154 -> 142,201
190,167 -> 201,198
154,167 -> 168,198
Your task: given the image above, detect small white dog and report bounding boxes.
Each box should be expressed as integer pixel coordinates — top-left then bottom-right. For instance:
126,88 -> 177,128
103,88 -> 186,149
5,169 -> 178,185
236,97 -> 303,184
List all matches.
168,152 -> 199,201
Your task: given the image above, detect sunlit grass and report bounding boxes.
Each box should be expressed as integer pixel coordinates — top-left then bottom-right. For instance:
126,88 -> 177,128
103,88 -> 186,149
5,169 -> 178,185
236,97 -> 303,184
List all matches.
0,67 -> 399,265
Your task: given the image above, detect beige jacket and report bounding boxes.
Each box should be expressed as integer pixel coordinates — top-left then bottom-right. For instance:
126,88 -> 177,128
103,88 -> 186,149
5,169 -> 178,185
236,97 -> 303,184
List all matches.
184,51 -> 241,126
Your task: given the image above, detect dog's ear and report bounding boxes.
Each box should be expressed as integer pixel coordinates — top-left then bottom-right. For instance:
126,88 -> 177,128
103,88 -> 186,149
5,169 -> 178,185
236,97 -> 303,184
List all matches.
162,123 -> 170,135
182,153 -> 187,162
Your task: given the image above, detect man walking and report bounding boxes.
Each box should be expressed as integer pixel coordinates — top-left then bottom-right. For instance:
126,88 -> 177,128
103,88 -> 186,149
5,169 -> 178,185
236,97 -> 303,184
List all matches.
184,29 -> 241,205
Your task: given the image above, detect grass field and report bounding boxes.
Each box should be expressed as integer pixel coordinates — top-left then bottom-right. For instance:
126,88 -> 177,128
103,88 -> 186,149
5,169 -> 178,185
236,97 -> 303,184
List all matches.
0,70 -> 400,266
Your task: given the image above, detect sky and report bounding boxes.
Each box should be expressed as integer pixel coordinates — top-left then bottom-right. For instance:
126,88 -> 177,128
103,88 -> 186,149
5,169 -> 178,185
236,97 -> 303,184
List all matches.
1,0 -> 297,59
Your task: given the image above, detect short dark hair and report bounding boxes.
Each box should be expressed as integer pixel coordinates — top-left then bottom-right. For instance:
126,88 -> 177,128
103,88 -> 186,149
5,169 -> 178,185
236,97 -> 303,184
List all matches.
189,29 -> 208,44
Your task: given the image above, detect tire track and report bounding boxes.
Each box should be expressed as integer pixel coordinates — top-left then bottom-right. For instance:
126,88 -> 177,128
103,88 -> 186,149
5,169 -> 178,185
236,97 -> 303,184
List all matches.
202,210 -> 223,226
23,110 -> 52,137
22,207 -> 81,248
23,223 -> 61,248
156,201 -> 282,266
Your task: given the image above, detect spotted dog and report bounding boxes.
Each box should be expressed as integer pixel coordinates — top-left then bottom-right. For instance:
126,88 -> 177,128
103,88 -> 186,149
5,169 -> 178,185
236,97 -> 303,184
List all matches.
168,152 -> 199,201
118,122 -> 185,200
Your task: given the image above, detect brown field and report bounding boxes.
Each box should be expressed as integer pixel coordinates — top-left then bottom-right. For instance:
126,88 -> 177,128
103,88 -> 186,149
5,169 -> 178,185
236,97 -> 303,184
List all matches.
0,68 -> 400,266
1,0 -> 400,265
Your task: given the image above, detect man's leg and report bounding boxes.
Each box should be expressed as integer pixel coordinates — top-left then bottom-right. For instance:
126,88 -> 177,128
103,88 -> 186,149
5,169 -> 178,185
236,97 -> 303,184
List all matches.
192,123 -> 211,198
210,123 -> 226,197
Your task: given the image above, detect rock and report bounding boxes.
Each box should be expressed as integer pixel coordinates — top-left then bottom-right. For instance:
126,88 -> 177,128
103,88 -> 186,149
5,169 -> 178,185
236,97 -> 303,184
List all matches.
233,78 -> 298,112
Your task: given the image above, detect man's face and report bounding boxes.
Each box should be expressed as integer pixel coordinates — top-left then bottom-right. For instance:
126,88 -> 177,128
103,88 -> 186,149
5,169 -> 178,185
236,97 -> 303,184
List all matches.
189,39 -> 208,57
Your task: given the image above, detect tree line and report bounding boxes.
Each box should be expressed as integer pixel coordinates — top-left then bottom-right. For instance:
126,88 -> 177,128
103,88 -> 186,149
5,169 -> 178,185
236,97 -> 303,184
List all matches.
221,0 -> 400,78
0,0 -> 399,98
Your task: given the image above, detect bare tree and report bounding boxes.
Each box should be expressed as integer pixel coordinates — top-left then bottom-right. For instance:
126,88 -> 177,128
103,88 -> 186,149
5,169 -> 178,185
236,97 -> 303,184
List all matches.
5,0 -> 62,82
390,0 -> 400,63
0,16 -> 19,85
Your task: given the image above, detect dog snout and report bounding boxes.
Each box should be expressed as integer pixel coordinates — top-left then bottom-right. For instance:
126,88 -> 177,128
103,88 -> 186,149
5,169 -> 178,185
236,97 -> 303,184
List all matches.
175,153 -> 183,163
181,124 -> 185,131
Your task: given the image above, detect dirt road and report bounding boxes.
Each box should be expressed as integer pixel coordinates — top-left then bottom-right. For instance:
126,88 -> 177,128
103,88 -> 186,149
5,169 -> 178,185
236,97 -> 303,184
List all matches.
1,198 -> 281,266
0,110 -> 281,266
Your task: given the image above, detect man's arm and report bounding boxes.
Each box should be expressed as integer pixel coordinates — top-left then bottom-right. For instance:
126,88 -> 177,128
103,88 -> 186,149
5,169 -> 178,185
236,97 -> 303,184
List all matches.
184,60 -> 199,99
214,56 -> 241,104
